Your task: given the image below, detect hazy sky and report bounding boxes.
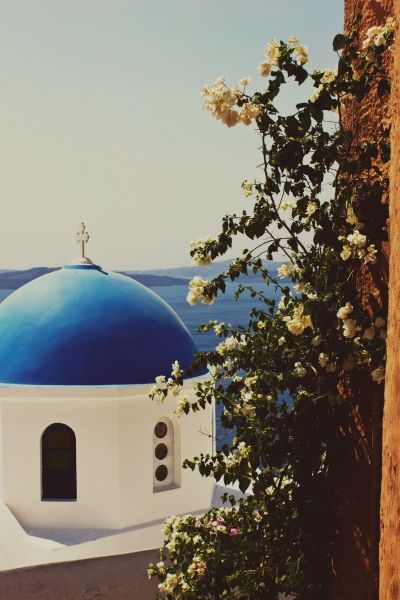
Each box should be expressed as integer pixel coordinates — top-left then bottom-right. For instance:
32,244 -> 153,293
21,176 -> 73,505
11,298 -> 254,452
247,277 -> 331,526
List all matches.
0,0 -> 343,270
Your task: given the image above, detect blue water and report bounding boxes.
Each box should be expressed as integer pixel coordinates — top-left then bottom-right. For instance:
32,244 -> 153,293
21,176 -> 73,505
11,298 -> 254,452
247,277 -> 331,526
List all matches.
152,283 -> 279,352
153,283 -> 280,450
0,283 -> 279,450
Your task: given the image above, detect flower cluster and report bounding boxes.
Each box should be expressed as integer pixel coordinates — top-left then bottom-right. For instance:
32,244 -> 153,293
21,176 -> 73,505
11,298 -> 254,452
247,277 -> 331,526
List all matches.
362,16 -> 395,50
186,276 -> 216,305
149,361 -> 184,402
223,441 -> 251,472
310,67 -> 338,102
277,262 -> 298,279
294,43 -> 309,65
339,229 -> 378,264
215,334 -> 247,356
293,362 -> 307,377
336,302 -> 359,339
201,77 -> 260,128
241,180 -> 254,197
149,21 -> 391,598
173,395 -> 190,417
259,37 -> 308,77
189,235 -> 215,266
283,303 -> 313,335
371,364 -> 385,383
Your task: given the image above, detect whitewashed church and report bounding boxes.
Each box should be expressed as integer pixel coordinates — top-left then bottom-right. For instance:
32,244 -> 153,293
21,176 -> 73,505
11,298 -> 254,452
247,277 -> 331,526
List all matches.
0,225 -> 231,588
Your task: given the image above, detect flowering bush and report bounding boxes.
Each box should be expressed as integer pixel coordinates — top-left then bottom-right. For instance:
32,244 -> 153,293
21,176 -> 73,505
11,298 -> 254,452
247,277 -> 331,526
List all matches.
149,15 -> 394,599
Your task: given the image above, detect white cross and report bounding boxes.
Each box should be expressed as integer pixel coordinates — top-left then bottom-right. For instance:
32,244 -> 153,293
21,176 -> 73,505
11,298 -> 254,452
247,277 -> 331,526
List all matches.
75,222 -> 90,259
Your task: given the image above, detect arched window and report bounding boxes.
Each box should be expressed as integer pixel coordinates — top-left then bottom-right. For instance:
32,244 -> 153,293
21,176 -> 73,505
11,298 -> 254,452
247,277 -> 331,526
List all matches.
153,418 -> 175,491
41,423 -> 77,501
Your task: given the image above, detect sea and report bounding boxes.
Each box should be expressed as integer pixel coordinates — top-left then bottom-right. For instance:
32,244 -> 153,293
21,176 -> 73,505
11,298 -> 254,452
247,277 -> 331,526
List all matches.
153,283 -> 280,450
0,282 -> 281,450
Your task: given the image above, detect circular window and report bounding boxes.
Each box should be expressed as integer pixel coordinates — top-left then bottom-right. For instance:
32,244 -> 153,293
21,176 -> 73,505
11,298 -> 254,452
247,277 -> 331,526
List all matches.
154,422 -> 168,438
155,443 -> 168,460
155,465 -> 168,482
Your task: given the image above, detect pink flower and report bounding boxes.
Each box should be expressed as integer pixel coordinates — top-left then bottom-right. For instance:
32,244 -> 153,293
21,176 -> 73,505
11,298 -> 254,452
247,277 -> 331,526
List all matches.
230,527 -> 239,536
195,519 -> 201,528
196,560 -> 207,578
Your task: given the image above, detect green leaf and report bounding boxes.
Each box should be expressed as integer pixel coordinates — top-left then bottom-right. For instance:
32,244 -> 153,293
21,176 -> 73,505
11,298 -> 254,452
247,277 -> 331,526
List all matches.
238,477 -> 251,493
333,34 -> 347,51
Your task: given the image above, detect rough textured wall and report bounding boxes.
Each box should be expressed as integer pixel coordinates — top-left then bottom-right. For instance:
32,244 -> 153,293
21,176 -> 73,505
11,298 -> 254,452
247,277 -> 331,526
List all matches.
332,1 -> 393,599
380,1 -> 400,598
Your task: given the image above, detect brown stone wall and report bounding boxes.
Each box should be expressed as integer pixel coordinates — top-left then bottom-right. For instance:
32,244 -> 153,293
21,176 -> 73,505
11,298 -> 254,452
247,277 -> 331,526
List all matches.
332,1 -> 394,599
380,1 -> 400,598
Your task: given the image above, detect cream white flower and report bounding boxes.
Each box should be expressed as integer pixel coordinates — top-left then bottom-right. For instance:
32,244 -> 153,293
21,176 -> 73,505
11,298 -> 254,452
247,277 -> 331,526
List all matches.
312,334 -> 323,347
278,336 -> 285,345
310,85 -> 323,103
337,302 -> 353,320
222,110 -> 240,127
321,68 -> 337,83
371,365 -> 385,383
318,353 -> 329,368
241,180 -> 254,197
187,276 -> 216,306
364,244 -> 378,265
362,18 -> 395,50
189,235 -> 214,266
294,44 -> 309,65
346,206 -> 358,225
340,244 -> 352,261
239,77 -> 251,86
201,76 -> 241,127
305,201 -> 318,219
342,318 -> 357,339
281,200 -> 296,211
283,303 -> 313,335
171,360 -> 182,378
158,573 -> 179,594
277,262 -> 295,279
288,36 -> 299,44
293,362 -> 307,377
174,395 -> 190,417
223,442 -> 251,471
216,336 -> 240,355
258,61 -> 272,77
213,322 -> 224,336
240,102 -> 261,125
187,289 -> 200,305
278,295 -> 288,311
347,229 -> 367,248
265,40 -> 281,66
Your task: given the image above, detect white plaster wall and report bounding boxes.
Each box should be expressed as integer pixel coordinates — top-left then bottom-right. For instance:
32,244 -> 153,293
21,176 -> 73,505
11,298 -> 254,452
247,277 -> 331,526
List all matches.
0,391 -> 120,529
117,380 -> 214,529
0,379 -> 214,532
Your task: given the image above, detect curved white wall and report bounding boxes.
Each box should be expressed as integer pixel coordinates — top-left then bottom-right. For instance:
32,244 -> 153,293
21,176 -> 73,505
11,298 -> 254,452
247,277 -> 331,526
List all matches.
0,379 -> 214,531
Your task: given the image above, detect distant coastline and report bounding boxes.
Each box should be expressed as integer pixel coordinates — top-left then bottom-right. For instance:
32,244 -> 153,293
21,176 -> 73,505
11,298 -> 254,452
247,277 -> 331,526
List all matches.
0,260 -> 284,290
0,268 -> 189,289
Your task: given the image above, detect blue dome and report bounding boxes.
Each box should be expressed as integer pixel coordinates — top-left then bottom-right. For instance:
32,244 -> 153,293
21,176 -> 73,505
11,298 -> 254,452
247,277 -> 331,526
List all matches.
0,265 -> 197,386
